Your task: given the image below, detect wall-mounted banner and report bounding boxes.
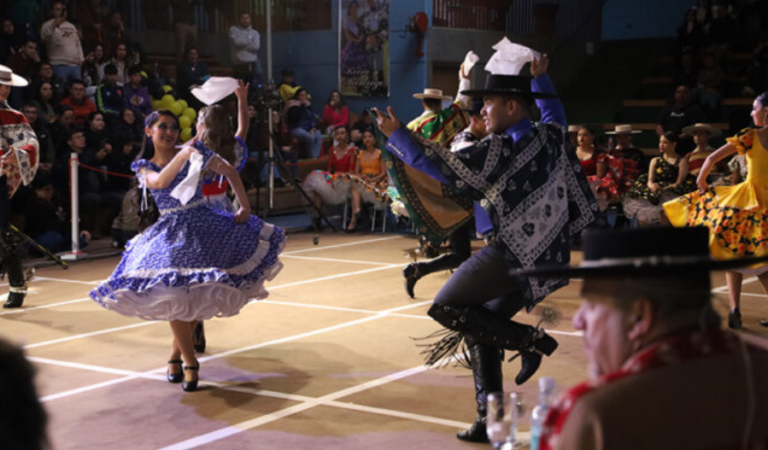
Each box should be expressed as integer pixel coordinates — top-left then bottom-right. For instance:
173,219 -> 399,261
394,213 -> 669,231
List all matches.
339,0 -> 389,97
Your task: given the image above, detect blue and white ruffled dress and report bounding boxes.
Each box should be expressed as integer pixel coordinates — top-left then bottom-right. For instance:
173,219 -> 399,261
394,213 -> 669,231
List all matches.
90,143 -> 286,321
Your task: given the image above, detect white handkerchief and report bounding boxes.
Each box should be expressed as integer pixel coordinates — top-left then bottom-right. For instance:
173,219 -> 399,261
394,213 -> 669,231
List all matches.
191,77 -> 239,105
170,151 -> 204,205
485,37 -> 541,76
463,51 -> 480,74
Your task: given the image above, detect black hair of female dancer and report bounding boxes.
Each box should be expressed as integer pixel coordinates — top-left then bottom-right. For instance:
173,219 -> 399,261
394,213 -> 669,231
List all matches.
131,110 -> 181,231
578,124 -> 598,136
757,91 -> 768,108
0,339 -> 49,450
662,131 -> 679,144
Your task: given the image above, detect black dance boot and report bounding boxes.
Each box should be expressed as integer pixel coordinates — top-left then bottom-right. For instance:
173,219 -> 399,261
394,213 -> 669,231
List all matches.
3,290 -> 25,308
426,304 -> 558,383
456,342 -> 503,443
403,263 -> 420,298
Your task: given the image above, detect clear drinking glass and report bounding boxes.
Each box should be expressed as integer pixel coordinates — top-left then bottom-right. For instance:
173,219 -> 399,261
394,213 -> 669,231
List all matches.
486,391 -> 521,449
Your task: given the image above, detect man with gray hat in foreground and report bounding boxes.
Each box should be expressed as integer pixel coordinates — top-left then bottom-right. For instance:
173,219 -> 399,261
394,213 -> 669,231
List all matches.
0,65 -> 39,308
531,226 -> 768,450
375,40 -> 599,442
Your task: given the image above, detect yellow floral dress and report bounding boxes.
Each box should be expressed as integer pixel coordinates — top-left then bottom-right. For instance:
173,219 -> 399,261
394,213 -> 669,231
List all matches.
664,128 -> 768,260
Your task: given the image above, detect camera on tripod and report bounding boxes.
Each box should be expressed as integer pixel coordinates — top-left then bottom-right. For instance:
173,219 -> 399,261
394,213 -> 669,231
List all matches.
249,83 -> 282,119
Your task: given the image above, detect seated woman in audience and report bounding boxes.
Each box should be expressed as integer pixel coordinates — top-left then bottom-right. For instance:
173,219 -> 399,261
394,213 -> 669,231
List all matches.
623,132 -> 697,224
302,125 -> 357,230
348,129 -> 388,231
34,81 -> 58,124
576,126 -> 638,210
683,123 -> 728,184
322,90 -> 349,134
84,111 -> 110,151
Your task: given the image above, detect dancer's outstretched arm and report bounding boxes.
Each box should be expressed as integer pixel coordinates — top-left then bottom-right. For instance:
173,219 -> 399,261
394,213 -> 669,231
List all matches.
144,147 -> 197,189
207,155 -> 251,223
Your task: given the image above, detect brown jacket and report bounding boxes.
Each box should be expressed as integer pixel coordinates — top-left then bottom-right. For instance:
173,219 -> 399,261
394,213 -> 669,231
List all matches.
554,333 -> 768,450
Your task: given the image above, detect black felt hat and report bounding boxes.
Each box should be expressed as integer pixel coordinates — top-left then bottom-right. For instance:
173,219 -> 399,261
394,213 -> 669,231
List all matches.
517,227 -> 768,278
461,74 -> 556,100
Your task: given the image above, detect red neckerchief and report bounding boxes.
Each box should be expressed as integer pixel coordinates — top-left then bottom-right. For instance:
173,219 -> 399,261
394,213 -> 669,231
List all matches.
539,329 -> 748,450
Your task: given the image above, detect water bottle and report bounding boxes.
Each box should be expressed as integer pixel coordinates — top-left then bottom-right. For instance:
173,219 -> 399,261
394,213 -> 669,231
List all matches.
529,377 -> 556,450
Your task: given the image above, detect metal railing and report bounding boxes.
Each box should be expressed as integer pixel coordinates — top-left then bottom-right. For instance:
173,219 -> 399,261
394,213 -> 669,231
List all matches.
433,0 -> 604,40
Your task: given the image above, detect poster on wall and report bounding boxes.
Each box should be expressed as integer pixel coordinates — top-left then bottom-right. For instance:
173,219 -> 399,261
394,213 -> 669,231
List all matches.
339,0 -> 390,97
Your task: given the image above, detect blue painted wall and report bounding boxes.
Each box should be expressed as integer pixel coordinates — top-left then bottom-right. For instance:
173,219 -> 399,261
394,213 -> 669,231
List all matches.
602,0 -> 697,41
271,0 -> 430,122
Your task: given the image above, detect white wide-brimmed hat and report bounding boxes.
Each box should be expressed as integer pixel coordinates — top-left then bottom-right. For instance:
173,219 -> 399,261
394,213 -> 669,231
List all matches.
605,124 -> 642,135
0,65 -> 28,87
567,124 -> 580,133
413,88 -> 452,102
682,123 -> 722,137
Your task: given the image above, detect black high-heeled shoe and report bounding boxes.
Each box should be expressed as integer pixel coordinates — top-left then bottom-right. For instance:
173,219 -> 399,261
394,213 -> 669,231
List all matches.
182,365 -> 200,392
167,359 -> 183,383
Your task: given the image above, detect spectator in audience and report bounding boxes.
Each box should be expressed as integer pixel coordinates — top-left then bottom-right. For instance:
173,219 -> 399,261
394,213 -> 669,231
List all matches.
606,124 -> 647,172
623,132 -> 696,225
657,85 -> 705,155
34,62 -> 64,101
40,1 -> 84,85
350,108 -> 374,146
97,42 -> 129,85
33,80 -> 57,123
677,7 -> 706,53
23,172 -> 88,254
106,138 -> 137,194
109,107 -> 142,151
5,37 -> 39,107
51,105 -> 74,151
21,103 -> 54,172
736,0 -> 768,51
534,227 -> 768,450
77,0 -> 107,51
743,37 -> 768,96
697,52 -> 724,118
566,124 -> 579,152
229,11 -> 261,83
0,338 -> 49,450
101,11 -> 126,59
0,18 -> 24,64
576,125 -> 631,211
696,0 -> 712,28
322,89 -> 349,134
348,128 -> 387,231
61,79 -> 97,126
672,51 -> 698,90
302,125 -> 357,230
122,65 -> 151,120
284,88 -> 323,159
84,111 -> 110,152
110,184 -> 140,248
171,0 -> 200,58
706,1 -> 737,62
6,38 -> 38,83
682,123 -> 727,183
81,44 -> 105,88
278,68 -> 301,103
176,46 -> 209,109
95,63 -> 124,118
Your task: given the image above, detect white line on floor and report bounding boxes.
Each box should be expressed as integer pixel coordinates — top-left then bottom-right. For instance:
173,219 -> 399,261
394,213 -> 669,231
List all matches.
24,321 -> 158,350
0,297 -> 91,316
33,276 -> 102,286
158,357 -> 451,450
267,264 -> 403,291
282,235 -> 404,255
280,254 -> 395,266
38,300 -> 432,403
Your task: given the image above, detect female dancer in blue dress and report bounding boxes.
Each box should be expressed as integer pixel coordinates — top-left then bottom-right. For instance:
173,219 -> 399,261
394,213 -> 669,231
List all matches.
91,110 -> 286,391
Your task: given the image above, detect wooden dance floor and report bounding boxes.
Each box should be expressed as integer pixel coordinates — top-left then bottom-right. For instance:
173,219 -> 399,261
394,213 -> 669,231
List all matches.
2,232 -> 767,449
